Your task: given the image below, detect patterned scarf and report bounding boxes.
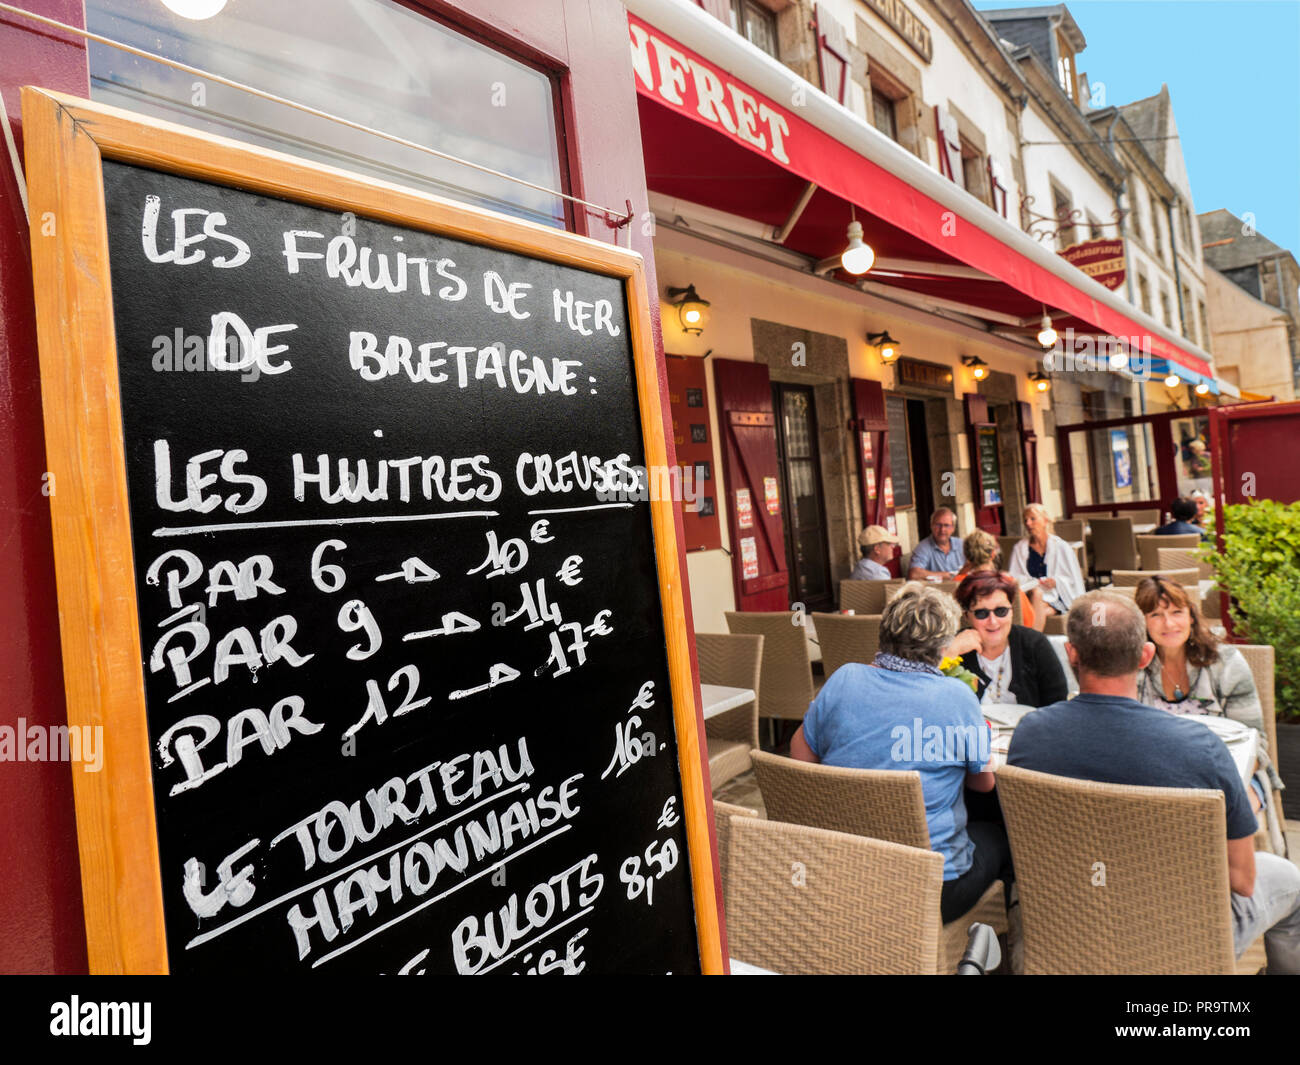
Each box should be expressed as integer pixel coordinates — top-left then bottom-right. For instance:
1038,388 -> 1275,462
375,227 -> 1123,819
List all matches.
873,651 -> 942,676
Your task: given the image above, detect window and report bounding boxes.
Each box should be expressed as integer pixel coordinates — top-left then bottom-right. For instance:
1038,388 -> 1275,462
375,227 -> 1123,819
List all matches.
1199,300 -> 1211,351
871,85 -> 899,142
1052,183 -> 1077,250
961,140 -> 988,205
1128,179 -> 1144,242
731,0 -> 778,58
1152,210 -> 1164,262
1181,284 -> 1193,338
1160,288 -> 1173,328
1086,212 -> 1103,241
773,385 -> 831,607
86,0 -> 567,228
1137,271 -> 1152,316
1056,31 -> 1078,103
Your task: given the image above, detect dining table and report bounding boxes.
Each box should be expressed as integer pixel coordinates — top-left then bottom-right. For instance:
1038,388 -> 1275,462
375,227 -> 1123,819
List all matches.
700,683 -> 757,720
983,701 -> 1258,786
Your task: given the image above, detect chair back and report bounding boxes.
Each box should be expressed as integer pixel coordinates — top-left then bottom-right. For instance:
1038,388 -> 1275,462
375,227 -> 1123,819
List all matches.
996,535 -> 1021,569
724,612 -> 814,721
883,578 -> 906,604
751,750 -> 931,850
996,764 -> 1236,974
1234,645 -> 1281,829
1119,507 -> 1160,528
696,633 -> 762,748
1053,518 -> 1084,543
712,799 -> 760,899
725,816 -> 942,975
1157,547 -> 1214,579
1138,532 -> 1199,570
1088,517 -> 1137,574
839,579 -> 890,614
812,612 -> 882,678
1111,567 -> 1200,589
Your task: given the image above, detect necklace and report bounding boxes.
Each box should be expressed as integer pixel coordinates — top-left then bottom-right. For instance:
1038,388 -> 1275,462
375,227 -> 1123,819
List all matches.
1161,658 -> 1190,701
980,648 -> 1009,702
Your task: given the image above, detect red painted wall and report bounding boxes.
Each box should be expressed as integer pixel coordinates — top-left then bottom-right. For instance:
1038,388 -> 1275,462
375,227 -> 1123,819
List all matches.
0,0 -> 713,972
0,0 -> 90,975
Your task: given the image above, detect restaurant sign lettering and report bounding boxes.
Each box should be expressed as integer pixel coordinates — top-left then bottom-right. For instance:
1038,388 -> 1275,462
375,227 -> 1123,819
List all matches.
1060,238 -> 1126,292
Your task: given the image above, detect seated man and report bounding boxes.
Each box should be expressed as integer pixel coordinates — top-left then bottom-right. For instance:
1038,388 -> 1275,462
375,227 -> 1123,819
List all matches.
907,507 -> 965,580
1155,496 -> 1206,537
1008,591 -> 1300,973
850,524 -> 898,580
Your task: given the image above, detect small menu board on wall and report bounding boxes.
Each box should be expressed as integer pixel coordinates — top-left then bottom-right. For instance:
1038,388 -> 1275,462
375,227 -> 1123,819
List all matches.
24,90 -> 721,975
665,356 -> 722,552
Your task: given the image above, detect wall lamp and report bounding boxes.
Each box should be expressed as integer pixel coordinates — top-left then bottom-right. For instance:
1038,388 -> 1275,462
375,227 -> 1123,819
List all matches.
1028,370 -> 1051,393
867,331 -> 901,364
962,354 -> 989,380
667,284 -> 710,336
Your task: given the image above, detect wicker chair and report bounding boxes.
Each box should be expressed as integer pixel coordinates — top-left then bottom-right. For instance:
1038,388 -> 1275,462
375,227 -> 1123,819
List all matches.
696,633 -> 762,790
839,579 -> 891,614
1118,507 -> 1161,529
1089,517 -> 1137,579
712,799 -> 760,900
751,751 -> 1007,973
812,612 -> 882,679
725,612 -> 821,722
1157,546 -> 1214,580
997,535 -> 1022,568
1236,644 -> 1286,854
996,764 -> 1254,974
1111,567 -> 1200,589
1138,532 -> 1199,570
1053,519 -> 1088,574
724,816 -> 942,975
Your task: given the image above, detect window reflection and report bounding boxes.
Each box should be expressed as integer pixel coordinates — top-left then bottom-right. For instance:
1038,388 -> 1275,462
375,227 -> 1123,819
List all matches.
87,0 -> 566,228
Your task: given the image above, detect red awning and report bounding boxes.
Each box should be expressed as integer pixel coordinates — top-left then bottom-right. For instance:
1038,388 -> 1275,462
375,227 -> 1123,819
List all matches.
629,12 -> 1212,378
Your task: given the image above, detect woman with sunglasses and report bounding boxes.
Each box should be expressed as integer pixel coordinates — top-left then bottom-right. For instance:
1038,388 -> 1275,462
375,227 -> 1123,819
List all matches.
951,571 -> 1068,708
1135,576 -> 1286,852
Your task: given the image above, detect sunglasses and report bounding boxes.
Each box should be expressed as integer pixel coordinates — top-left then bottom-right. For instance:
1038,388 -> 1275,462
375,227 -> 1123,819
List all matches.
971,606 -> 1011,620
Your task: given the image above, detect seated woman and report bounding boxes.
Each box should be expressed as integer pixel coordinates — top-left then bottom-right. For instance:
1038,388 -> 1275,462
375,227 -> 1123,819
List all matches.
1007,503 -> 1085,618
1135,576 -> 1287,852
957,528 -> 1043,632
790,582 -> 1014,924
949,570 -> 1068,708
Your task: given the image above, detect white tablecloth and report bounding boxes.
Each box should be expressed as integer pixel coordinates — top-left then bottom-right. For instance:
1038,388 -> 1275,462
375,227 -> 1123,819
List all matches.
701,684 -> 755,720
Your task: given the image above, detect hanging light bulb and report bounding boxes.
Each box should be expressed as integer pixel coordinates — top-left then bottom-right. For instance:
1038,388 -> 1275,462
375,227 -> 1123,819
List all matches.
840,219 -> 875,275
1036,311 -> 1057,349
1194,381 -> 1211,396
1164,373 -> 1181,388
160,0 -> 228,18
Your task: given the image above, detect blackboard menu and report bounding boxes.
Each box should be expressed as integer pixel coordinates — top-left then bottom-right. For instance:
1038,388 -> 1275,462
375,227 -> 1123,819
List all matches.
885,394 -> 914,508
100,161 -> 700,974
977,424 -> 1002,506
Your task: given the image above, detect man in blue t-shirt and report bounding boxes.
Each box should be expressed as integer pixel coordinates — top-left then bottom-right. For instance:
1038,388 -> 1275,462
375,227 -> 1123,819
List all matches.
1009,591 -> 1300,972
907,507 -> 965,579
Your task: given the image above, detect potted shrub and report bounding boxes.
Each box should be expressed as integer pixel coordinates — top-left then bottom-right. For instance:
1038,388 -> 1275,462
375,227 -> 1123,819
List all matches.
1205,500 -> 1300,817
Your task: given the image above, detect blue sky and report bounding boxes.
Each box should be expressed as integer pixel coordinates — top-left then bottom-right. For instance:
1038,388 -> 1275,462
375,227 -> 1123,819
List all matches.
974,1 -> 1300,255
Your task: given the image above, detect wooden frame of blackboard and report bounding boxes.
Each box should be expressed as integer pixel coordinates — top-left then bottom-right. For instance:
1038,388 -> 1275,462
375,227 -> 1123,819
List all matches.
22,87 -> 723,975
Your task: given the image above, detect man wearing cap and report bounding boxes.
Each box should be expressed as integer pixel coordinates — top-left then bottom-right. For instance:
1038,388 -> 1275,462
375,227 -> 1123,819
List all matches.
852,525 -> 898,580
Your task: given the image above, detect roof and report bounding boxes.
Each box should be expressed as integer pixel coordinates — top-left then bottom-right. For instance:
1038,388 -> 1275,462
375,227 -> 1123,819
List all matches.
980,4 -> 1087,53
1199,209 -> 1300,272
1118,86 -> 1171,169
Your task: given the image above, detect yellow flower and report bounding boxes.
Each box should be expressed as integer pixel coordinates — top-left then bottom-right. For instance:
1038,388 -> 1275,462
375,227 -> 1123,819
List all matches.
938,656 -> 960,672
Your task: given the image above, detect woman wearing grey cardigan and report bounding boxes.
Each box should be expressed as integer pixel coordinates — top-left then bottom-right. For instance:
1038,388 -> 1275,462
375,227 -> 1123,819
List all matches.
1135,576 -> 1287,853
